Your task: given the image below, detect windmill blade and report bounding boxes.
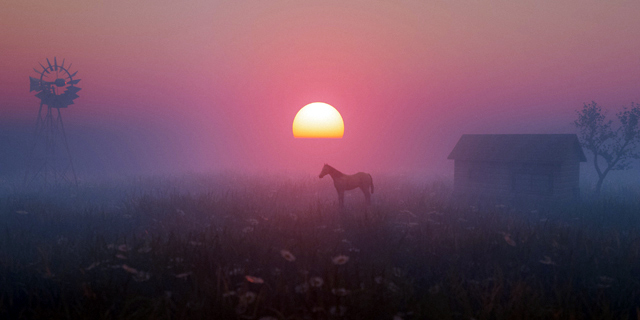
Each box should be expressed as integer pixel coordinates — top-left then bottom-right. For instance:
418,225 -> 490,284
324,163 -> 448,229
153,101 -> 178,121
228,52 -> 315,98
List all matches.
39,62 -> 50,73
54,57 -> 58,71
60,58 -> 65,69
70,71 -> 78,78
33,68 -> 42,74
68,79 -> 81,85
46,58 -> 53,70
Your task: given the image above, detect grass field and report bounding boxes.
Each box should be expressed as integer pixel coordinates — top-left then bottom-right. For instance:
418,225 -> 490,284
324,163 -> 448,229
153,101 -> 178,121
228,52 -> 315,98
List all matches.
1,174 -> 639,319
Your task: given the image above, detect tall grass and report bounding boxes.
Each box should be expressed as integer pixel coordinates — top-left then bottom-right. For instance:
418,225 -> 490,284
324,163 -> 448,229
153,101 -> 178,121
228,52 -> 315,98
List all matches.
0,174 -> 638,319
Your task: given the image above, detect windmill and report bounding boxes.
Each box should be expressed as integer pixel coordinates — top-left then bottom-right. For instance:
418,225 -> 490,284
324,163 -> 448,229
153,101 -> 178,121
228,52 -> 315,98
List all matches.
24,57 -> 81,188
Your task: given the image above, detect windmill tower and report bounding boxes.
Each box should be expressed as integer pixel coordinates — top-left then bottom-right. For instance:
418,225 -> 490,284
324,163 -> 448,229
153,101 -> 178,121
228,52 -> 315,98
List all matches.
24,57 -> 81,188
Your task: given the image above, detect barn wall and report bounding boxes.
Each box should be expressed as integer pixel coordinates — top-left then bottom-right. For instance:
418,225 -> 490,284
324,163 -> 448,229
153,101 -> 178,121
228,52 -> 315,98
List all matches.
552,161 -> 580,200
454,161 -> 512,197
454,160 -> 581,201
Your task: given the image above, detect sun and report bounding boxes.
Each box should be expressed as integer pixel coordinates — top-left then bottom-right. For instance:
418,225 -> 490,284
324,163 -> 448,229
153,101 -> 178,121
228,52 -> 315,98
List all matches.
293,102 -> 344,138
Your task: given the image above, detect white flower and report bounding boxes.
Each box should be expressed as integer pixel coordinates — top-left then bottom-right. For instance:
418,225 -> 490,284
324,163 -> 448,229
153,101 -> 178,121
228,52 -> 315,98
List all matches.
332,255 -> 349,265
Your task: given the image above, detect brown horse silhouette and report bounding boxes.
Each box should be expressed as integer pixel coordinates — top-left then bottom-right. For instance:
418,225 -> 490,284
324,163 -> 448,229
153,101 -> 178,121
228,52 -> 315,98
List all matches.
319,164 -> 374,208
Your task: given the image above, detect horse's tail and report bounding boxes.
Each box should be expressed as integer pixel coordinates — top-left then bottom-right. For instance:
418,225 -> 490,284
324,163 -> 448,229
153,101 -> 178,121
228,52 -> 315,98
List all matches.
369,174 -> 374,194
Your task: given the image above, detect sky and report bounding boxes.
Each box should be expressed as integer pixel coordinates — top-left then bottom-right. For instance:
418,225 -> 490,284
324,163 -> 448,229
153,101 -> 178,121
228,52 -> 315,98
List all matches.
1,0 -> 640,179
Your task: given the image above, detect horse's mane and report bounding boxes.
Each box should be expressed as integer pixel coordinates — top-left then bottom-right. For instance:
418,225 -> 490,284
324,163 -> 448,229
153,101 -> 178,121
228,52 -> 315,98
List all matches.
324,164 -> 344,177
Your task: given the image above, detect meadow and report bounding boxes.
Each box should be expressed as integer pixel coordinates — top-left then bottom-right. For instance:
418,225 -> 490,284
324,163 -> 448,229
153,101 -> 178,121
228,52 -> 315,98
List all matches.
0,173 -> 639,319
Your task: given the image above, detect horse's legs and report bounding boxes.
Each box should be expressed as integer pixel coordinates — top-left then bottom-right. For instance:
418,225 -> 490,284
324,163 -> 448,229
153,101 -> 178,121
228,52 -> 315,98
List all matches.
360,187 -> 371,206
337,190 -> 344,208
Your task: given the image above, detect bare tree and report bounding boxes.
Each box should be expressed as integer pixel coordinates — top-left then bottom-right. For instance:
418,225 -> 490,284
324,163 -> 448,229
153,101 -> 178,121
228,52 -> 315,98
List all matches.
574,101 -> 640,196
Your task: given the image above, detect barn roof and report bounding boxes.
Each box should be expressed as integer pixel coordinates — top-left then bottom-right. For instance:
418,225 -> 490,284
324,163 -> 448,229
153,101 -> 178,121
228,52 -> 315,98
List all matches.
447,134 -> 587,163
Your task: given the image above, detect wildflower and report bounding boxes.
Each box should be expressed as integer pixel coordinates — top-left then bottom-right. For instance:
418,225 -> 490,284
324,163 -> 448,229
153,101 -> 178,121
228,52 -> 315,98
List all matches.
246,218 -> 259,226
189,241 -> 202,246
222,291 -> 236,298
309,277 -> 324,288
176,272 -> 193,279
228,267 -> 243,276
392,267 -> 403,277
176,209 -> 185,216
122,264 -> 138,274
387,282 -> 400,293
138,246 -> 152,253
116,254 -> 127,260
280,249 -> 296,262
16,210 -> 28,215
394,314 -> 404,320
259,317 -> 278,320
118,244 -> 130,252
295,283 -> 309,293
539,256 -> 556,265
503,233 -> 516,247
332,255 -> 349,265
400,210 -> 416,217
245,275 -> 264,284
374,276 -> 384,284
331,288 -> 350,296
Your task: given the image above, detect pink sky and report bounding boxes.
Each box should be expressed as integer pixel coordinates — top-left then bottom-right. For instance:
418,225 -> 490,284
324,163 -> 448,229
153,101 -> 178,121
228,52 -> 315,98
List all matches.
1,0 -> 639,176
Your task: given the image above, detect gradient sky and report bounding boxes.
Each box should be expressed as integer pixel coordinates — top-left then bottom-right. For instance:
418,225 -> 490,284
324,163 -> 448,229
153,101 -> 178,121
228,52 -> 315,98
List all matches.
1,0 -> 640,178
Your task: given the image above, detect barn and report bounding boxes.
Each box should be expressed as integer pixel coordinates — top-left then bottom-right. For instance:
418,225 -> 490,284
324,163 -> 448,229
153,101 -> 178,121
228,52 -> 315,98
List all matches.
447,134 -> 587,201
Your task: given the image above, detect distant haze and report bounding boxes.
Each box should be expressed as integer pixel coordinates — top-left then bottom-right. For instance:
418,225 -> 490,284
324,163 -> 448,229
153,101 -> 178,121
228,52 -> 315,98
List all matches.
1,0 -> 640,180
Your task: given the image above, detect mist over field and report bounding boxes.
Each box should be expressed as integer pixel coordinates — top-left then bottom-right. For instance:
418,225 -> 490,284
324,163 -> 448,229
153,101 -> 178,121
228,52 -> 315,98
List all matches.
2,0 -> 640,318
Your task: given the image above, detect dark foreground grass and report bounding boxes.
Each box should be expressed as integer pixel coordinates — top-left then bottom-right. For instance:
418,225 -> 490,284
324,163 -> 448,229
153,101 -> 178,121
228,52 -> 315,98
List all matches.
0,174 -> 639,319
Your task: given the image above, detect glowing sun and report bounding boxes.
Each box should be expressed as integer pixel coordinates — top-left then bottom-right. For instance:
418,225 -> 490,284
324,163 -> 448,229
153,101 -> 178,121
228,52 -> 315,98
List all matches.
292,102 -> 344,138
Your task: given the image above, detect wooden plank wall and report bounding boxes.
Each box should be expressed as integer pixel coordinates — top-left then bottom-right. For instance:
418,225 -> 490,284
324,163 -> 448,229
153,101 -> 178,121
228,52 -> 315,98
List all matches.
454,160 -> 580,201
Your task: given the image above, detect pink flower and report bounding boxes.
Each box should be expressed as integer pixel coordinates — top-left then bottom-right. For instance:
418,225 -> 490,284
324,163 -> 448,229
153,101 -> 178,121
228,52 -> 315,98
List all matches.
332,255 -> 349,265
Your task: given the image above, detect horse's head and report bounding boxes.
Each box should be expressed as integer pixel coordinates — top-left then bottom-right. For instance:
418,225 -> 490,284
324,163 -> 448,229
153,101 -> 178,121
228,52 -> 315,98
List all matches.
319,164 -> 330,178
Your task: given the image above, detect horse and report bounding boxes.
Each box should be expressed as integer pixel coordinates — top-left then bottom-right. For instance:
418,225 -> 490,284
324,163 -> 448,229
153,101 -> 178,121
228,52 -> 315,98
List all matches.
319,164 -> 374,208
